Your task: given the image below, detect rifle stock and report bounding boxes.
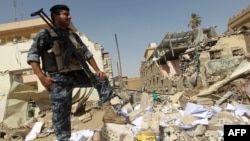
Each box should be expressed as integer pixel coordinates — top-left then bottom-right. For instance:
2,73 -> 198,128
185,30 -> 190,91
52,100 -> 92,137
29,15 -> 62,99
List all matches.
31,8 -> 98,86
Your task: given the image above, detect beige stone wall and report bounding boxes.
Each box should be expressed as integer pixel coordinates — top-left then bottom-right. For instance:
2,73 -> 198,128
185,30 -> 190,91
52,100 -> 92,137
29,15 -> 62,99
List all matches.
228,5 -> 250,32
143,43 -> 156,60
126,77 -> 142,91
103,52 -> 114,86
212,34 -> 250,57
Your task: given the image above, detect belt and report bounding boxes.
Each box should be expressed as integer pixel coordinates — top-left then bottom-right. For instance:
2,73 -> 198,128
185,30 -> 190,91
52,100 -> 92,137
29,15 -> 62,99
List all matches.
46,71 -> 73,76
46,68 -> 82,75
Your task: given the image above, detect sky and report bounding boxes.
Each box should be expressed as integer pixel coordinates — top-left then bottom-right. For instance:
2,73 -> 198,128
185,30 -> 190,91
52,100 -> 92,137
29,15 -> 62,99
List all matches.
0,0 -> 249,78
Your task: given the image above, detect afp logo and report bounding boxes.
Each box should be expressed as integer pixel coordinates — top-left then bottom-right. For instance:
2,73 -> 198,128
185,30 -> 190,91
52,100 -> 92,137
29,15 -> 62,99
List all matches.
224,125 -> 250,140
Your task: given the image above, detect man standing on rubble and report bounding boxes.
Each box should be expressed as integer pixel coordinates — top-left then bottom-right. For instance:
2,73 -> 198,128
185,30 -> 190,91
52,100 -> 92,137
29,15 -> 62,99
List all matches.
27,4 -> 126,141
152,91 -> 158,106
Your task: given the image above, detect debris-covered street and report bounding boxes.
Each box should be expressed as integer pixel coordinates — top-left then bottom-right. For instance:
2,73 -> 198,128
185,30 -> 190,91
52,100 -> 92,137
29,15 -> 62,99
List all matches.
1,83 -> 250,141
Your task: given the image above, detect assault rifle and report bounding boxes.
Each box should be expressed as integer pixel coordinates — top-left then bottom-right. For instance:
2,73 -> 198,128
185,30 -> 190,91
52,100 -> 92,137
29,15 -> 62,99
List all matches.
31,8 -> 98,86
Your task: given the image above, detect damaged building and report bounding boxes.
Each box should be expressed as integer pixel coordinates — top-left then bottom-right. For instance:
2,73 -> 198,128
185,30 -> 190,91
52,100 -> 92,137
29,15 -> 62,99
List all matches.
140,5 -> 250,106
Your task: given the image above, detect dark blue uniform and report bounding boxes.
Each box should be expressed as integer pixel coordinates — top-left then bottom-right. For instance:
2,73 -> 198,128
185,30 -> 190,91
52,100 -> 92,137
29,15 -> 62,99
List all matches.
27,29 -> 113,141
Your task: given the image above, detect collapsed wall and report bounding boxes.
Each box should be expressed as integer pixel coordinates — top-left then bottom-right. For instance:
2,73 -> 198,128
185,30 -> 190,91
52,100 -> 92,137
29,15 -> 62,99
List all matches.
140,26 -> 250,105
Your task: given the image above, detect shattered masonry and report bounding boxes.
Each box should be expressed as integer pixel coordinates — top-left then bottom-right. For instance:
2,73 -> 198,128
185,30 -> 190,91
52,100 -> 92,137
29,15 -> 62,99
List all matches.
140,25 -> 250,105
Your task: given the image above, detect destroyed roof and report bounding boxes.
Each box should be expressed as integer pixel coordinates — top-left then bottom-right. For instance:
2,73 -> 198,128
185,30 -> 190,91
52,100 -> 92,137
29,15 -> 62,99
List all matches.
147,27 -> 218,62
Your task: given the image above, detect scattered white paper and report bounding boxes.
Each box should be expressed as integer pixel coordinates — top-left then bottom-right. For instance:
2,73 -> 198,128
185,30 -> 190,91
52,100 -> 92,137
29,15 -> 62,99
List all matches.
122,105 -> 133,117
184,102 -> 213,119
25,122 -> 44,141
144,105 -> 153,112
134,104 -> 140,111
132,116 -> 143,129
69,130 -> 94,141
217,130 -> 224,137
130,116 -> 143,135
176,118 -> 209,129
225,103 -> 235,111
184,102 -> 205,115
235,104 -> 250,117
192,118 -> 208,125
211,105 -> 222,113
161,106 -> 170,114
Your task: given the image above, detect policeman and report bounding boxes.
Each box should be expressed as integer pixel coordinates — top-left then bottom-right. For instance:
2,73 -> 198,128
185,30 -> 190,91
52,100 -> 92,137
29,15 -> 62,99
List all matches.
27,4 -> 126,141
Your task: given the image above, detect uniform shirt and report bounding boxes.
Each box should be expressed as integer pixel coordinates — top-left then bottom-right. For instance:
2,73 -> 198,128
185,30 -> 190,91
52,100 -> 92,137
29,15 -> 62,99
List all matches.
27,29 -> 93,69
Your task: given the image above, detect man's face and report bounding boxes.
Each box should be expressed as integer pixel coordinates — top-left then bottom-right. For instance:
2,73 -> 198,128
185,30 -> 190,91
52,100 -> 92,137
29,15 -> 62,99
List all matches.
54,10 -> 71,28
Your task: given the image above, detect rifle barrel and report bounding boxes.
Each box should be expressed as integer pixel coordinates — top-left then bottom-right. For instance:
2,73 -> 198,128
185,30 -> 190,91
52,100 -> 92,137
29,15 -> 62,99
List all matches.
30,8 -> 43,17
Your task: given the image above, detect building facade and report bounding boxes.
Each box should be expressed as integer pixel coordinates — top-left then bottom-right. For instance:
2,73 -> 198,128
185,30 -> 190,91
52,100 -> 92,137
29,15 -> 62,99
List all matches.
228,4 -> 250,32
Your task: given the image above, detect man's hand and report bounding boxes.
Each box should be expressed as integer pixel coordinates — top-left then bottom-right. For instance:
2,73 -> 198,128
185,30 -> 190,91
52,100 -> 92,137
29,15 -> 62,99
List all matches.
96,70 -> 107,80
39,75 -> 56,91
87,57 -> 107,80
29,62 -> 56,91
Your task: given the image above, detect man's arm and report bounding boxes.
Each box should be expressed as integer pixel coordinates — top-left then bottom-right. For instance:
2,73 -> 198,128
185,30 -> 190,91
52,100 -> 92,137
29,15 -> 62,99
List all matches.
72,32 -> 107,80
30,61 -> 55,90
87,56 -> 107,80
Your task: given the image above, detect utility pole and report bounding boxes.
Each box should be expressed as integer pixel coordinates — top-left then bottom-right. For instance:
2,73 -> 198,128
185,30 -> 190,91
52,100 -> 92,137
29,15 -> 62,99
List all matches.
116,61 -> 121,78
116,61 -> 122,88
13,0 -> 18,22
115,34 -> 123,89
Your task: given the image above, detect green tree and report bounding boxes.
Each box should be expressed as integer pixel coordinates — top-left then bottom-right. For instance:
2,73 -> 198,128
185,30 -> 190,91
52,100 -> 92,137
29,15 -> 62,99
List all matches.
188,13 -> 202,30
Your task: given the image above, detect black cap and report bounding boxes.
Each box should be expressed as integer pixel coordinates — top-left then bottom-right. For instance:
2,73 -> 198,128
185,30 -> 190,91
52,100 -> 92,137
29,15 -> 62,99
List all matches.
50,4 -> 70,13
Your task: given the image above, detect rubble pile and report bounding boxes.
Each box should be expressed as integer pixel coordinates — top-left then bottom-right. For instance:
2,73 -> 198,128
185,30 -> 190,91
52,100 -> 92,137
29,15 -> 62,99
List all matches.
0,69 -> 250,141
0,87 -> 249,141
128,91 -> 250,141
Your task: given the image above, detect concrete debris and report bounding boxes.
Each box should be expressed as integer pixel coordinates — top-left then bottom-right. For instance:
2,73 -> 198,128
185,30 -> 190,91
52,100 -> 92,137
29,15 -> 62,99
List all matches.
25,122 -> 44,141
78,113 -> 92,123
0,88 -> 248,141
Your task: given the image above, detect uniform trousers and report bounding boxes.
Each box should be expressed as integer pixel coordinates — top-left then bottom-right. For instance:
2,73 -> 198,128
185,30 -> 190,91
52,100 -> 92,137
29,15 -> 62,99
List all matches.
48,70 -> 112,141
